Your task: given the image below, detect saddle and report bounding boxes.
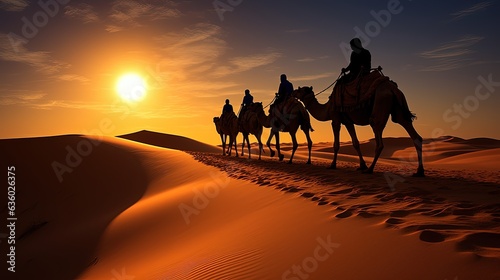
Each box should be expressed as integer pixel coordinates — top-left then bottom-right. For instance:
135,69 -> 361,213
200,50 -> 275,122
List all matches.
330,70 -> 390,111
221,112 -> 237,129
269,97 -> 300,131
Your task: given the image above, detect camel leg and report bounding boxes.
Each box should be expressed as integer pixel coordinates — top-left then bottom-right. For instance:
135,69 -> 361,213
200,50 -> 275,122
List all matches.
304,129 -> 312,164
344,123 -> 368,170
221,134 -> 226,155
400,120 -> 425,177
245,134 -> 251,159
329,121 -> 341,169
365,114 -> 390,174
240,134 -> 246,157
288,132 -> 298,164
224,135 -> 229,155
266,131 -> 275,158
233,134 -> 239,157
275,131 -> 284,161
226,136 -> 231,156
365,128 -> 383,173
256,131 -> 263,160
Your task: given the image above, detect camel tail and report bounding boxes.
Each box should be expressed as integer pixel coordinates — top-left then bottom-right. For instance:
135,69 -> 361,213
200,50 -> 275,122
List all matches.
298,105 -> 314,132
392,87 -> 416,123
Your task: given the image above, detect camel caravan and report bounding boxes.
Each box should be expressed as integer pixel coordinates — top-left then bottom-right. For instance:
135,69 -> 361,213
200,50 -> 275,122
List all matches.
213,38 -> 425,177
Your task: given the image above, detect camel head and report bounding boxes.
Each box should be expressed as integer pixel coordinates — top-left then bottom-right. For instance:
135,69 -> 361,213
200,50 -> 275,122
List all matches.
252,102 -> 264,113
213,116 -> 220,123
292,86 -> 314,101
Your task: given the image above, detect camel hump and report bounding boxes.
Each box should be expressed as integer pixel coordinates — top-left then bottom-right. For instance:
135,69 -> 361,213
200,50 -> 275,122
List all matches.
331,70 -> 390,111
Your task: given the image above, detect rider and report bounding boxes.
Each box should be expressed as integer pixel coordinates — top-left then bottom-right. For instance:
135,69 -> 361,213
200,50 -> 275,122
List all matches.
239,89 -> 253,119
275,74 -> 294,105
342,38 -> 371,81
222,99 -> 234,116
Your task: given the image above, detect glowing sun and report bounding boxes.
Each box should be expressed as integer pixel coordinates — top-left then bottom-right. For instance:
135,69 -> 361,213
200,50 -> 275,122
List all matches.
116,73 -> 147,102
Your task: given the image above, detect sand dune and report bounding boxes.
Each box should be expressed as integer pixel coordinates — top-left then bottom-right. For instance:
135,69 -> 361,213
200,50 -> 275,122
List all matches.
1,133 -> 499,279
119,130 -> 221,153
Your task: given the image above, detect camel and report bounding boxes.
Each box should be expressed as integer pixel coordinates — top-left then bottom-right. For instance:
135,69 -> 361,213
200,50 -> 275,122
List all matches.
238,104 -> 264,159
213,117 -> 227,155
253,100 -> 314,164
213,114 -> 239,156
292,76 -> 424,177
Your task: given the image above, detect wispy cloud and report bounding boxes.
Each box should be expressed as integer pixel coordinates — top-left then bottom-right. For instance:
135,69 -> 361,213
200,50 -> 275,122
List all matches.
297,55 -> 330,63
64,3 -> 99,23
294,72 -> 336,82
0,91 -> 193,119
107,0 -> 181,32
152,23 -> 226,81
0,91 -> 46,106
419,35 -> 483,71
450,1 -> 492,21
30,100 -> 115,111
58,74 -> 90,84
0,34 -> 70,74
0,0 -> 28,11
212,52 -> 282,77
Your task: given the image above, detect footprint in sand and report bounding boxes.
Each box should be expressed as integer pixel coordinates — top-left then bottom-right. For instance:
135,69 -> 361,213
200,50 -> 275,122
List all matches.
301,192 -> 315,198
390,210 -> 412,218
335,210 -> 352,218
457,232 -> 500,251
328,188 -> 353,195
285,186 -> 302,193
357,211 -> 383,218
385,218 -> 405,225
419,230 -> 446,243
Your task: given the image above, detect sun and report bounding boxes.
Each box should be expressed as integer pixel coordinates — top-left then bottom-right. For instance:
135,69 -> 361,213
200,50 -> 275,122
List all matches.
116,73 -> 147,102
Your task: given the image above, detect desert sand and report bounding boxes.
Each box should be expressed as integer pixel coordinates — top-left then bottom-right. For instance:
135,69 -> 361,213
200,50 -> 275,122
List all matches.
1,132 -> 499,279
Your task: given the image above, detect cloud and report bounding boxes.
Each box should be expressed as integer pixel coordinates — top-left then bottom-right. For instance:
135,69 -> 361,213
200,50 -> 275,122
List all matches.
418,35 -> 483,71
450,1 -> 492,21
128,107 -> 200,119
152,23 -> 226,81
64,3 -> 99,23
107,0 -> 181,32
0,91 -> 46,106
297,56 -> 330,63
294,72 -> 337,82
58,74 -> 90,84
0,33 -> 70,74
30,100 -> 115,111
212,52 -> 282,77
0,0 -> 28,11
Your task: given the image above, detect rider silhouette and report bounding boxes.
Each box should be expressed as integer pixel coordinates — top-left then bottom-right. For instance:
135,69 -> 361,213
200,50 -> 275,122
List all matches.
342,38 -> 371,81
239,89 -> 253,119
222,99 -> 233,115
275,74 -> 293,104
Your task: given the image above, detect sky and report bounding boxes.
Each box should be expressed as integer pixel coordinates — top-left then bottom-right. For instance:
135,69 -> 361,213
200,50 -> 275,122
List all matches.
1,0 -> 499,146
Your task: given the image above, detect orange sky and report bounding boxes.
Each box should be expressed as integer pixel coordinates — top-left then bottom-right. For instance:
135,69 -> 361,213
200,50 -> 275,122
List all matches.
1,1 -> 499,145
